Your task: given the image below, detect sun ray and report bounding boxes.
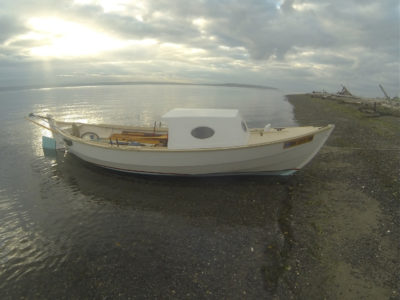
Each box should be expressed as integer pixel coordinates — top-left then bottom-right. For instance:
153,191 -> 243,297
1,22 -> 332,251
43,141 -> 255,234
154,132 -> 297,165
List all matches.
27,17 -> 125,57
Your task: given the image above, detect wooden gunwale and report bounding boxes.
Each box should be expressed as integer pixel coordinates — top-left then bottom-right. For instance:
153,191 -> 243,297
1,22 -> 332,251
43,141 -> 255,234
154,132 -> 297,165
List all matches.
54,122 -> 334,153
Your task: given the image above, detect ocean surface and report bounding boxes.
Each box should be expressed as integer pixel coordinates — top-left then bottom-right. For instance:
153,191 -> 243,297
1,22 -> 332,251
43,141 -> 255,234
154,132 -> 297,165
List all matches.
0,84 -> 296,298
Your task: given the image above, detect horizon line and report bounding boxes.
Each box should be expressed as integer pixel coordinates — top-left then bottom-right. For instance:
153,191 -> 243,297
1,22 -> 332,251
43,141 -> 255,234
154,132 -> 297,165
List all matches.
0,81 -> 278,92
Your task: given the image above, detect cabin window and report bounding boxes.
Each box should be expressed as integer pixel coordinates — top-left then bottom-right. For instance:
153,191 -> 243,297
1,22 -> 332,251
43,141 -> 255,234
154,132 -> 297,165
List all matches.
241,121 -> 248,132
81,132 -> 99,140
191,126 -> 215,139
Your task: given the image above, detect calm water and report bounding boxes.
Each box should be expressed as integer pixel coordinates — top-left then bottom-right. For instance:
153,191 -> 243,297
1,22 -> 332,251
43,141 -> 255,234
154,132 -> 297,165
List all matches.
0,84 -> 295,298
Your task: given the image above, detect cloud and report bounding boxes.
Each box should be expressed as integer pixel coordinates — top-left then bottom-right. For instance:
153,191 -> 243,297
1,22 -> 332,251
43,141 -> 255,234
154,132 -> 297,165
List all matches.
0,15 -> 28,43
0,0 -> 398,96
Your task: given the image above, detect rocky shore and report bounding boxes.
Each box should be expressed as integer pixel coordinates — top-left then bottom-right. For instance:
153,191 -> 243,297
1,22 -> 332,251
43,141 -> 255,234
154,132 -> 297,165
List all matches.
275,94 -> 399,299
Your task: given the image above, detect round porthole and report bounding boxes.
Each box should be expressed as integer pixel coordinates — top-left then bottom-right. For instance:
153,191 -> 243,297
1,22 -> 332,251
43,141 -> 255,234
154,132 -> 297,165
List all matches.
191,126 -> 215,139
81,132 -> 99,140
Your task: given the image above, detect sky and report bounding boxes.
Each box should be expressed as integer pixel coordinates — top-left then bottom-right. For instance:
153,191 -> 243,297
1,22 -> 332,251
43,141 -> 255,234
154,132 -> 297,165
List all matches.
0,0 -> 398,97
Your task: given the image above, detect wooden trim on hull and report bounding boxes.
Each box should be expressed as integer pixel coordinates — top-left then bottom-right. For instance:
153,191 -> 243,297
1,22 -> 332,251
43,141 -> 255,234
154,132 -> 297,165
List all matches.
54,124 -> 334,153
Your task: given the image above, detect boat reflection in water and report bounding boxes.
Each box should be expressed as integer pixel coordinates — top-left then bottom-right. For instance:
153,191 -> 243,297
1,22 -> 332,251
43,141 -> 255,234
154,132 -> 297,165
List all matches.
46,148 -> 288,226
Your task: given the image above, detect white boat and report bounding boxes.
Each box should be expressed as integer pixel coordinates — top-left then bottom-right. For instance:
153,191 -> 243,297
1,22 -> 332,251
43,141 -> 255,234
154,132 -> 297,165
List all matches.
28,108 -> 334,176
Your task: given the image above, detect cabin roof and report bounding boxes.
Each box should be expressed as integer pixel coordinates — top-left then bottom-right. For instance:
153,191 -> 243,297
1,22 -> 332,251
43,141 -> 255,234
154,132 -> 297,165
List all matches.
162,108 -> 239,119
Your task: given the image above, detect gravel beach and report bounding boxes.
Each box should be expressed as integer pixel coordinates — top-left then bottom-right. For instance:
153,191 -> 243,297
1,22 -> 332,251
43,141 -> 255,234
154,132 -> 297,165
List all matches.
277,94 -> 400,299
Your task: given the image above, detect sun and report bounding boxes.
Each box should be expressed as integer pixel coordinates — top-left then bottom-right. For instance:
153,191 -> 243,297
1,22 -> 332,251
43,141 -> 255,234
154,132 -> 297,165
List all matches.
26,17 -> 126,57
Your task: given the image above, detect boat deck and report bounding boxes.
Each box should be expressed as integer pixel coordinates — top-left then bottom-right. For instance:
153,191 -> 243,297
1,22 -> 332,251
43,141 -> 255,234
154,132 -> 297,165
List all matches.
56,120 -> 325,150
248,127 -> 319,145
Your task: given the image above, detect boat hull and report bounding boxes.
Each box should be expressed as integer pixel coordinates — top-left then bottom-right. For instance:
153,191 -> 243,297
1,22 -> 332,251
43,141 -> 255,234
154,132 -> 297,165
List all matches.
55,125 -> 334,176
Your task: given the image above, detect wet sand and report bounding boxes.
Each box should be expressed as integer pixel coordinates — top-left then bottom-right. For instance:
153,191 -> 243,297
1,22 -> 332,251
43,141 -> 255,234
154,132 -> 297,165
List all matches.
278,94 -> 400,299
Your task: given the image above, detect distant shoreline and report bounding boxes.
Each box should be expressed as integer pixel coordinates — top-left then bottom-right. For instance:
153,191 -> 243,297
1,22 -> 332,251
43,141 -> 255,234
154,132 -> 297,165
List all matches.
0,81 -> 278,92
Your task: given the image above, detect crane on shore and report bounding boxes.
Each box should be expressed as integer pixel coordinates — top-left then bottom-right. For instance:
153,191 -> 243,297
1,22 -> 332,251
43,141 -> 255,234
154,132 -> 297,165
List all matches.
379,84 -> 390,100
379,84 -> 393,106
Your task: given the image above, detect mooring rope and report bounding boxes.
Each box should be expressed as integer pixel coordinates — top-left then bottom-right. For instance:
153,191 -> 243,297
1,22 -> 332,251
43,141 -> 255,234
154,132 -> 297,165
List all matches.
325,146 -> 400,152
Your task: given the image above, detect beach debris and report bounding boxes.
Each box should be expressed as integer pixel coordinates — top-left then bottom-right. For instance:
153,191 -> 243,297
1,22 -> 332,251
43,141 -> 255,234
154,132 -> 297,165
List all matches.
337,85 -> 353,97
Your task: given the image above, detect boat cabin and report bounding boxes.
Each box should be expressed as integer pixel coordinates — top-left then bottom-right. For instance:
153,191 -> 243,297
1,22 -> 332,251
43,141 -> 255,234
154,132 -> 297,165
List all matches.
162,108 -> 249,149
